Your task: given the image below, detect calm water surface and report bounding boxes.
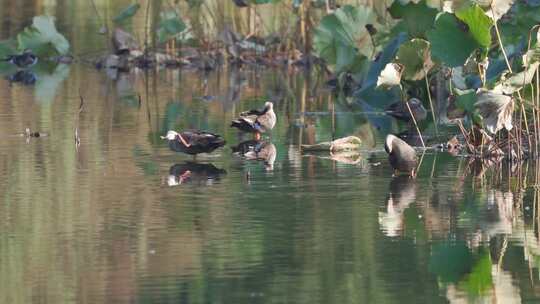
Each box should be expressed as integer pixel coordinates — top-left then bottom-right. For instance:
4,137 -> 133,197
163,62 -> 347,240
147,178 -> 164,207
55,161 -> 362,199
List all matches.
1,1 -> 540,304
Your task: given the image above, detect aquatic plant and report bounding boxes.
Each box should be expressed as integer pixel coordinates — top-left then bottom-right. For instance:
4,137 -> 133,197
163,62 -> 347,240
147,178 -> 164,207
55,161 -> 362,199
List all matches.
311,0 -> 540,158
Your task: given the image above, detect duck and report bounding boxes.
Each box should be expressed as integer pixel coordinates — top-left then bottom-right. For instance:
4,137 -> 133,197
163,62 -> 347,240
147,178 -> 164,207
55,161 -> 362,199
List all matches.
167,162 -> 226,186
232,140 -> 277,171
384,134 -> 417,177
231,101 -> 276,140
385,98 -> 427,122
4,49 -> 38,68
161,130 -> 226,159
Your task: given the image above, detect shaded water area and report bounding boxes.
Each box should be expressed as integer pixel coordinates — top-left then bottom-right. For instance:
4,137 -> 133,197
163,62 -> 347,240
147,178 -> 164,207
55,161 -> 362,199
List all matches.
2,1 -> 540,304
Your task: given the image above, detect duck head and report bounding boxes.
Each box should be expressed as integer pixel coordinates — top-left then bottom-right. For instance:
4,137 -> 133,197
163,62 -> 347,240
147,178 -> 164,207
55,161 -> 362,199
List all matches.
160,130 -> 179,140
265,101 -> 274,111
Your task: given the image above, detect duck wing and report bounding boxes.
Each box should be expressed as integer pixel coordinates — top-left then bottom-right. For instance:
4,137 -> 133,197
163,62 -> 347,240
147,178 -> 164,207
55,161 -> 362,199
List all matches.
255,110 -> 276,131
185,130 -> 226,149
240,108 -> 266,116
231,115 -> 264,132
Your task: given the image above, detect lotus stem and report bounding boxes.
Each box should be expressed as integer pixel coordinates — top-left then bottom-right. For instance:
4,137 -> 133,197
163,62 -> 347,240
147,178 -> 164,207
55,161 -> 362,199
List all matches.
415,149 -> 426,178
493,5 -> 532,156
399,85 -> 425,148
531,83 -> 538,157
537,68 -> 540,152
406,100 -> 426,148
492,5 -> 512,73
424,71 -> 438,136
144,0 -> 151,53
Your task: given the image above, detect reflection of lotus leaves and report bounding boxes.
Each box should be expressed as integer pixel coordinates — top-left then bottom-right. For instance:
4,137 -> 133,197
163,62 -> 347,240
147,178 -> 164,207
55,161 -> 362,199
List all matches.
34,64 -> 70,104
429,241 -> 473,283
162,103 -> 184,131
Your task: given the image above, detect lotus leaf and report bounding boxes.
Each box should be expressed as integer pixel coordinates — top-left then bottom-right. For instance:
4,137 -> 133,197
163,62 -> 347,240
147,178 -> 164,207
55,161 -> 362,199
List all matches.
475,90 -> 514,134
455,4 -> 493,50
395,38 -> 433,80
157,11 -> 187,43
493,62 -> 540,94
427,6 -> 492,67
313,5 -> 377,74
499,1 -> 540,45
17,16 -> 70,56
455,89 -> 477,113
389,0 -> 438,38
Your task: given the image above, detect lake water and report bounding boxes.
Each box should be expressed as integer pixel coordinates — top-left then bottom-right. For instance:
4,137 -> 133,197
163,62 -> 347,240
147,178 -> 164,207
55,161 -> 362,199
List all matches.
1,1 -> 540,303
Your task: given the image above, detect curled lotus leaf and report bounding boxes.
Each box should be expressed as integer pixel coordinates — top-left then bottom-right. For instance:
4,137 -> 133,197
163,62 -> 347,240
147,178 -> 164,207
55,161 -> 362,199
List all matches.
475,90 -> 514,134
493,62 -> 540,94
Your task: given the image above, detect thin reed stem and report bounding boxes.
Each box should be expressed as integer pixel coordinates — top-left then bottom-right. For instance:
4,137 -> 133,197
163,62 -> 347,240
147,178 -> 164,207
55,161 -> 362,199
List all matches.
424,71 -> 438,136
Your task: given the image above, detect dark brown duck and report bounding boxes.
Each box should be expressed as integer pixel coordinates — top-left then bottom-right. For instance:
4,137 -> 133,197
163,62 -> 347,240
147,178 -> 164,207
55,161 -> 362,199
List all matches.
161,130 -> 225,156
384,134 -> 418,177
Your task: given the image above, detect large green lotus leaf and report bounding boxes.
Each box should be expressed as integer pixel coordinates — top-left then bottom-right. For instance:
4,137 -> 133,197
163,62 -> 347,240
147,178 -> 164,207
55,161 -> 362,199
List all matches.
314,5 -> 377,73
17,16 -> 70,56
388,0 -> 438,38
396,38 -> 433,80
427,8 -> 491,67
445,0 -> 514,21
455,4 -> 493,49
157,11 -> 187,43
113,3 -> 140,24
499,2 -> 540,46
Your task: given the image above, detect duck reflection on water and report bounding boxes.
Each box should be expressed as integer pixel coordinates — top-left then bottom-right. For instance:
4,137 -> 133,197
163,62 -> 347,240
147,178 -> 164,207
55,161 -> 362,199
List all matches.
378,176 -> 417,237
6,70 -> 37,85
167,162 -> 227,186
232,140 -> 276,171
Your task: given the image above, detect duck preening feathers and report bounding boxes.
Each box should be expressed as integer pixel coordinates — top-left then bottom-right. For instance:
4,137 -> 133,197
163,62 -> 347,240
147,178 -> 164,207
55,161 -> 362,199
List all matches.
231,102 -> 276,139
161,130 -> 226,157
384,134 -> 418,177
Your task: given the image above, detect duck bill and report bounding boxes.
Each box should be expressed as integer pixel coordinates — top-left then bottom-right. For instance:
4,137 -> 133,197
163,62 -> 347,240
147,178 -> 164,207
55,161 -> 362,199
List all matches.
160,136 -> 166,139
